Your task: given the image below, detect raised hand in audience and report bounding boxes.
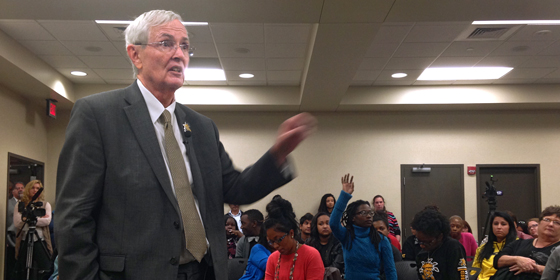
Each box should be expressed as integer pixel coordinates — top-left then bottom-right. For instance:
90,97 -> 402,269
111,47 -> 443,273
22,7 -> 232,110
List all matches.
341,173 -> 354,194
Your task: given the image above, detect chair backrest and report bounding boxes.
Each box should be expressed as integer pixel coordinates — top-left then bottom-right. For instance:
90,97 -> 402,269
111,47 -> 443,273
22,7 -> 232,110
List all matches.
467,266 -> 481,280
228,258 -> 248,280
395,260 -> 418,280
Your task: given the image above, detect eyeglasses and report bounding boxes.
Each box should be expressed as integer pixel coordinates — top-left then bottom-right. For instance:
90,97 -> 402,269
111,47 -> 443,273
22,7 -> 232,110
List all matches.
268,232 -> 288,246
135,40 -> 193,55
357,210 -> 375,217
418,237 -> 437,246
529,224 -> 539,228
542,218 -> 560,226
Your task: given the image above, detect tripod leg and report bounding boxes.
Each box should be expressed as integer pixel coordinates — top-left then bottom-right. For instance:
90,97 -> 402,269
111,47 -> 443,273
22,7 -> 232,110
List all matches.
25,231 -> 35,280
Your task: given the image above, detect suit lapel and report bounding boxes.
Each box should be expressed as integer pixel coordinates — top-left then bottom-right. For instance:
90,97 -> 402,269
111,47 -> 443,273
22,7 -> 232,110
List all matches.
175,106 -> 207,220
123,83 -> 181,217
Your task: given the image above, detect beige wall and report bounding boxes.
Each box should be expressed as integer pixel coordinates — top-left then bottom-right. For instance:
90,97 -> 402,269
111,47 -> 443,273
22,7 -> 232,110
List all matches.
210,110 -> 560,240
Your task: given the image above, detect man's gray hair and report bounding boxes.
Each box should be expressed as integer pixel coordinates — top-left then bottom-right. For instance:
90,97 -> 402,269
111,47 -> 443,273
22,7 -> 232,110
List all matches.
125,10 -> 184,77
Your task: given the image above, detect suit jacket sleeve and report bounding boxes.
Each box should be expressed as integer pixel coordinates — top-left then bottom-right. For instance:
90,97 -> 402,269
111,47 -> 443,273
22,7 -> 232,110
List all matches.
55,98 -> 106,280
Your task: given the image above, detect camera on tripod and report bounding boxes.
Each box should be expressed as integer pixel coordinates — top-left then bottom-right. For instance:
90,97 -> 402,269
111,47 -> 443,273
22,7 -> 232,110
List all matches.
482,175 -> 503,203
18,200 -> 46,223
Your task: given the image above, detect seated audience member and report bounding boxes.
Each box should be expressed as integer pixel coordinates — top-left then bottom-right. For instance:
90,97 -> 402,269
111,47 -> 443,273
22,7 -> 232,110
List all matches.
472,211 -> 517,280
517,220 -> 529,235
300,213 -> 313,242
240,224 -> 276,280
412,209 -> 468,280
462,220 -> 473,234
506,210 -> 534,240
402,226 -> 422,261
330,174 -> 396,280
527,218 -> 539,238
449,215 -> 478,259
13,180 -> 53,279
306,212 -> 344,274
237,209 -> 264,259
318,193 -> 336,215
264,197 -> 324,280
493,206 -> 560,279
226,215 -> 243,259
374,211 -> 402,253
541,246 -> 560,280
228,204 -> 244,233
372,194 -> 401,242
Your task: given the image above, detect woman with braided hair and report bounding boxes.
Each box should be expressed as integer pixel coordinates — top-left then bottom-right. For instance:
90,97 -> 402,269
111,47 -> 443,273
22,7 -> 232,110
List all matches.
329,174 -> 396,280
264,196 -> 324,280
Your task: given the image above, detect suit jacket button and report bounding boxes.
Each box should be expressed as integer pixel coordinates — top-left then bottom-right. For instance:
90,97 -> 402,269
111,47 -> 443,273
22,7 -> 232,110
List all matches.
169,257 -> 178,265
174,221 -> 180,229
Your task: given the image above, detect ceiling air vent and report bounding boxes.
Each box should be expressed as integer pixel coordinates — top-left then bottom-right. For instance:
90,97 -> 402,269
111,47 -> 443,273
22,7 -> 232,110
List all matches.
468,27 -> 509,39
456,25 -> 521,41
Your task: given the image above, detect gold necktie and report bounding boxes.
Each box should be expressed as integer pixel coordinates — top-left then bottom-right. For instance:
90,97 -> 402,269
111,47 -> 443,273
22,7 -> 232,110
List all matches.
161,110 -> 207,262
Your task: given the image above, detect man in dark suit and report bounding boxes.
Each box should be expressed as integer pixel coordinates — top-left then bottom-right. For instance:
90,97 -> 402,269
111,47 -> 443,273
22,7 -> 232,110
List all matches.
55,10 -> 316,280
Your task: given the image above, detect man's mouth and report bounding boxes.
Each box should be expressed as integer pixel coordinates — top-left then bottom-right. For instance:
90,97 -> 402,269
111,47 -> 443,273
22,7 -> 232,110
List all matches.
170,66 -> 183,73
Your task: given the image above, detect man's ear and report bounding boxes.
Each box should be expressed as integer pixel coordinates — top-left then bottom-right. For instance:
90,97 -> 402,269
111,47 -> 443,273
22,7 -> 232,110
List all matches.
127,44 -> 142,71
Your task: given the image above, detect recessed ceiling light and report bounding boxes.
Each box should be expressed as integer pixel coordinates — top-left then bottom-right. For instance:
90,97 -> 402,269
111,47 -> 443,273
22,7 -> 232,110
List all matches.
239,73 -> 254,79
71,71 -> 87,76
185,69 -> 226,81
473,20 -> 560,25
417,67 -> 513,80
391,73 -> 407,78
95,20 -> 208,26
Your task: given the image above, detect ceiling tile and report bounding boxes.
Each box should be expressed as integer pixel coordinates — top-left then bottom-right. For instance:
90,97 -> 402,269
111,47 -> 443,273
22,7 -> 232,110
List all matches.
38,20 -> 108,41
40,55 -> 87,68
373,24 -> 414,43
413,80 -> 453,85
0,20 -> 55,41
359,57 -> 390,70
228,80 -> 267,86
210,23 -> 263,43
93,68 -> 134,80
79,55 -> 131,69
187,81 -> 228,86
376,69 -> 422,81
521,56 -> 560,68
535,78 -> 560,84
364,43 -> 400,58
353,70 -> 381,81
189,57 -> 222,69
539,41 -> 560,56
267,70 -> 301,81
374,80 -> 414,86
266,58 -> 304,70
20,40 -> 73,55
97,24 -> 127,42
104,79 -> 134,85
112,41 -> 128,57
62,41 -> 123,56
441,41 -> 502,57
430,56 -> 483,67
56,67 -> 104,82
225,70 -> 266,81
452,80 -> 494,85
492,78 -> 537,84
490,41 -> 552,56
265,24 -> 312,44
350,81 -> 374,86
266,44 -> 307,58
542,69 -> 560,79
267,80 -> 300,86
475,56 -> 531,68
384,57 -> 436,70
216,43 -> 264,58
507,25 -> 560,42
393,42 -> 450,57
404,23 -> 470,42
190,42 -> 218,58
186,26 -> 214,43
502,67 -> 556,79
221,58 -> 265,71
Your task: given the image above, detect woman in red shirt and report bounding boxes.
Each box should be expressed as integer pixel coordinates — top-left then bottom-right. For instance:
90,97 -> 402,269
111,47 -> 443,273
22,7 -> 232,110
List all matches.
264,197 -> 324,280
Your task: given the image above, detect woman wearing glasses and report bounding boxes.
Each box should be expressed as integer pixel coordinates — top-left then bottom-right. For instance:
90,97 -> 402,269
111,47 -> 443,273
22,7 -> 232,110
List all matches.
493,206 -> 560,280
411,209 -> 469,280
329,174 -> 396,280
264,196 -> 324,280
471,211 -> 517,280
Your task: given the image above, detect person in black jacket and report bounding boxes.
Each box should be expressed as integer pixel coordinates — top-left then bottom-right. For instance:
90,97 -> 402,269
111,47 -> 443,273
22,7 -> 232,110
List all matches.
306,212 -> 344,274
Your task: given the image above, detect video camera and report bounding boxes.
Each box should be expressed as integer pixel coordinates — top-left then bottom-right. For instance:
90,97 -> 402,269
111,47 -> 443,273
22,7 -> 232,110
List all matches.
17,187 -> 46,223
482,175 -> 503,204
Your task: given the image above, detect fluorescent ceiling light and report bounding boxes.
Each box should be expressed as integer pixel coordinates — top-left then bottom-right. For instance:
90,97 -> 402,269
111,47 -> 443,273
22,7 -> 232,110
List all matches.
95,20 -> 208,26
417,67 -> 513,80
473,20 -> 560,25
239,73 -> 254,78
71,71 -> 87,76
185,69 -> 226,81
392,73 -> 407,78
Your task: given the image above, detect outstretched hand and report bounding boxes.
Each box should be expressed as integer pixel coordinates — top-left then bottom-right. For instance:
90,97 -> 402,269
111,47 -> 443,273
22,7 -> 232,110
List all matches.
270,113 -> 317,166
341,173 -> 354,194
